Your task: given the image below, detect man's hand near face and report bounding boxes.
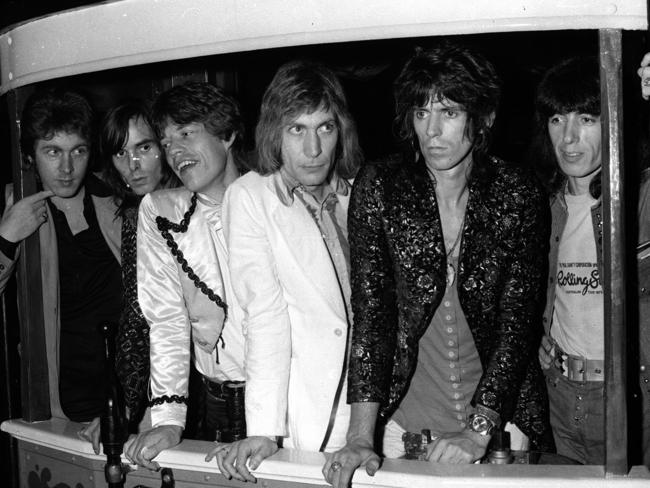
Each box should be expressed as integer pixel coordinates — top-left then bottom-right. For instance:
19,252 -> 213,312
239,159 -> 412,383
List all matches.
0,190 -> 54,248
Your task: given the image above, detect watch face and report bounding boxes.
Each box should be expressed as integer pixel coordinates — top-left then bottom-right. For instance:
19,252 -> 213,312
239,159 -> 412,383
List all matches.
471,414 -> 491,434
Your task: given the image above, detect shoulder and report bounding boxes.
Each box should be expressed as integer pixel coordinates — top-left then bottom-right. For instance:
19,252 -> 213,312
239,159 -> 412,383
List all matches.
140,187 -> 194,218
477,156 -> 546,207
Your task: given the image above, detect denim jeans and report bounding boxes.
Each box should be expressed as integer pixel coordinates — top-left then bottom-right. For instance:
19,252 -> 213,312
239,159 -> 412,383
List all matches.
545,365 -> 604,464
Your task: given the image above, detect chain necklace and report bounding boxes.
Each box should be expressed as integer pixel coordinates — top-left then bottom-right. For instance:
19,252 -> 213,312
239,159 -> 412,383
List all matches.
155,193 -> 228,319
445,215 -> 465,287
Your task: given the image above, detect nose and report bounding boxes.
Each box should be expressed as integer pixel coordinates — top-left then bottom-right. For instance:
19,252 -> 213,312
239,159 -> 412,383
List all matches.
304,130 -> 322,158
128,152 -> 140,171
60,153 -> 74,174
563,116 -> 579,144
426,113 -> 442,137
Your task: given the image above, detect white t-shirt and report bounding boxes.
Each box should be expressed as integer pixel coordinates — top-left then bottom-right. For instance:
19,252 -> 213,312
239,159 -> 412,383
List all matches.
551,192 -> 604,360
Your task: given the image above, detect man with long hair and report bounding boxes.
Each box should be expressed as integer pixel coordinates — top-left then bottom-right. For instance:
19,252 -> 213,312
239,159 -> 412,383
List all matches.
210,60 -> 363,482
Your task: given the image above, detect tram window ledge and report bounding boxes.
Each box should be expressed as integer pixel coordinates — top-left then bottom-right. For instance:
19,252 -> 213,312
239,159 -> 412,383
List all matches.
2,418 -> 649,487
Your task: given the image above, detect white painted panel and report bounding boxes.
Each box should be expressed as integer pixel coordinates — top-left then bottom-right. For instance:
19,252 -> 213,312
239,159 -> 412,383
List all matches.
0,0 -> 646,93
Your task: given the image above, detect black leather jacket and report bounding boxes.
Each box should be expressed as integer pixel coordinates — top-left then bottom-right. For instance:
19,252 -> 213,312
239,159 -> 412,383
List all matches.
347,155 -> 554,450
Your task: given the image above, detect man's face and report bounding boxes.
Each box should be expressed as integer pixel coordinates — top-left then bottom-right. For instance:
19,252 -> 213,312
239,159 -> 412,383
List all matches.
112,117 -> 164,196
548,112 -> 602,184
33,131 -> 89,198
280,107 -> 338,195
413,97 -> 474,175
161,120 -> 232,199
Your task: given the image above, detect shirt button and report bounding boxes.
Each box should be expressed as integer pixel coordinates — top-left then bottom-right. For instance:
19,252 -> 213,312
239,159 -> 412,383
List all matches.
448,340 -> 454,347
641,365 -> 646,372
452,382 -> 459,388
445,314 -> 452,321
444,301 -> 451,307
460,422 -> 466,428
447,327 -> 453,333
454,393 -> 460,399
0,264 -> 4,270
334,328 -> 343,336
455,404 -> 462,410
457,414 -> 463,420
450,363 -> 456,369
450,375 -> 457,381
448,351 -> 455,358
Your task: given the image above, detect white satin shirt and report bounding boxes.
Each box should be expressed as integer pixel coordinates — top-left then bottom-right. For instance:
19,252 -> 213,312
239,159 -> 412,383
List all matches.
137,188 -> 245,429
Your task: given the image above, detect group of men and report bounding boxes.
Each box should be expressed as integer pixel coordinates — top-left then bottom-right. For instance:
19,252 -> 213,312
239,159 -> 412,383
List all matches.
2,40 -> 649,487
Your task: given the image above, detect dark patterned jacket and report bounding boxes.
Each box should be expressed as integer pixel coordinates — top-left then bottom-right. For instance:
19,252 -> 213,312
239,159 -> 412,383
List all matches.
347,155 -> 554,450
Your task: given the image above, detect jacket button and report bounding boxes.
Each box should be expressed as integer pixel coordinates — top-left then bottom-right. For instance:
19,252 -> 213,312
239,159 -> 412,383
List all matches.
640,365 -> 646,372
334,328 -> 343,337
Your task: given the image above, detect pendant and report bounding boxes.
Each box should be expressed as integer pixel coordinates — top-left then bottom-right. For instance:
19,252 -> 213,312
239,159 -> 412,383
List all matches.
446,262 -> 456,287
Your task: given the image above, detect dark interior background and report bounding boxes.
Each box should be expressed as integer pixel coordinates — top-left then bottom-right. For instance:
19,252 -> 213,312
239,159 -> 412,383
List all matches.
1,2 -> 650,485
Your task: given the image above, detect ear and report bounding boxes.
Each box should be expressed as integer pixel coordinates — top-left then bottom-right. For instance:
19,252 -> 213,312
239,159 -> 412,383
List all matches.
222,132 -> 237,152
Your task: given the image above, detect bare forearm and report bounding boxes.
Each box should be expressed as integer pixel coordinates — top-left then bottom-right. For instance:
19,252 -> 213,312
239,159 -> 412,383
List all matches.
347,402 -> 379,446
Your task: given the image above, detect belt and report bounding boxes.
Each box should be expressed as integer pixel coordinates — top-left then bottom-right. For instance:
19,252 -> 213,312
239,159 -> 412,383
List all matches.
555,351 -> 604,382
202,377 -> 245,398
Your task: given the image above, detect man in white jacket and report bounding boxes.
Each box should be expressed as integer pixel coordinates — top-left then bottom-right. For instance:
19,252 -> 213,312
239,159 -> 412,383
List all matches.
210,60 -> 363,482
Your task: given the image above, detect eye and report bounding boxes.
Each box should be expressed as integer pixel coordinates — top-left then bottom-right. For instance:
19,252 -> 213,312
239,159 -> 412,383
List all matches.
319,122 -> 337,134
114,149 -> 127,159
139,143 -> 153,153
288,125 -> 304,135
580,115 -> 599,125
45,148 -> 60,157
444,109 -> 458,118
414,109 -> 429,120
548,115 -> 564,125
72,146 -> 88,157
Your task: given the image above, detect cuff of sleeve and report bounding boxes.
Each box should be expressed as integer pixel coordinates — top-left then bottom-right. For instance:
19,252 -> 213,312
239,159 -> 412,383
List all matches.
0,234 -> 18,260
150,403 -> 187,429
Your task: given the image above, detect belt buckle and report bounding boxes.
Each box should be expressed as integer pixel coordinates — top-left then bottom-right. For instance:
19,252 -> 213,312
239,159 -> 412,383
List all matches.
566,356 -> 585,382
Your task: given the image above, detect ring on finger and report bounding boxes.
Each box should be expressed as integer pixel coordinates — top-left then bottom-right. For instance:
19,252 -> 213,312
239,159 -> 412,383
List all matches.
330,461 -> 342,472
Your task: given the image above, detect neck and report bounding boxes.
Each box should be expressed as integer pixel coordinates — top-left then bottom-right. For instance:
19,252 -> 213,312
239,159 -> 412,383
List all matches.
566,170 -> 599,197
428,161 -> 471,210
203,154 -> 240,203
50,187 -> 85,213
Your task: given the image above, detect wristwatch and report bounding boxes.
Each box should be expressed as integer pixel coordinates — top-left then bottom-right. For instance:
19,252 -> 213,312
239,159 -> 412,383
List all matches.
468,413 -> 496,436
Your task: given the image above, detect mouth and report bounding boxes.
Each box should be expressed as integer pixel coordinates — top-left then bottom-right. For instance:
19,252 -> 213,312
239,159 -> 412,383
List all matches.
561,151 -> 583,161
175,159 -> 199,173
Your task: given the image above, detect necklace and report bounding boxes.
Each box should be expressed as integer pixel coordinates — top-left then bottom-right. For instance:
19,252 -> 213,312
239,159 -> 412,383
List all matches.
445,215 -> 465,287
155,193 -> 229,320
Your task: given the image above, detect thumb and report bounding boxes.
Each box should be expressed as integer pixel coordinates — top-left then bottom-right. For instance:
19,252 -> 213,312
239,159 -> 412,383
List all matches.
365,456 -> 381,476
249,450 -> 266,470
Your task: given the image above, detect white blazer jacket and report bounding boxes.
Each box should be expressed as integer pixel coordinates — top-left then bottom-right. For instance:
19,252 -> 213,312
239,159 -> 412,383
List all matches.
222,171 -> 351,452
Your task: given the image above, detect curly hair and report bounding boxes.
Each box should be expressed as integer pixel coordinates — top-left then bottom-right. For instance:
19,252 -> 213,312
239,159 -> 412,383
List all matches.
99,99 -> 179,216
255,60 -> 362,179
393,42 -> 501,172
20,87 -> 95,165
530,56 -> 601,198
152,82 -> 247,171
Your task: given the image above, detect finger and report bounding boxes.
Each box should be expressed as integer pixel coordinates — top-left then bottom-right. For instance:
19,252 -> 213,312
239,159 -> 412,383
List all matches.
641,52 -> 650,68
336,465 -> 355,488
215,451 -> 231,479
92,431 -> 101,455
138,446 -> 161,471
235,449 -> 256,483
23,190 -> 54,203
223,448 -> 244,481
427,438 -> 444,463
236,449 -> 257,483
205,443 -> 229,461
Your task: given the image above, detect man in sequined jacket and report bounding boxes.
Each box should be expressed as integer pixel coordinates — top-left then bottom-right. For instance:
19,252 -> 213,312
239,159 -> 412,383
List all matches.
324,43 -> 553,487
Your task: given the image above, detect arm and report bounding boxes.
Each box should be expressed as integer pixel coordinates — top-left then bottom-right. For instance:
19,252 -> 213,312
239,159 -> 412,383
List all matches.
322,402 -> 381,488
214,181 -> 290,481
0,189 -> 53,294
346,164 -> 397,407
123,194 -> 189,469
223,181 -> 291,439
472,177 -> 549,421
